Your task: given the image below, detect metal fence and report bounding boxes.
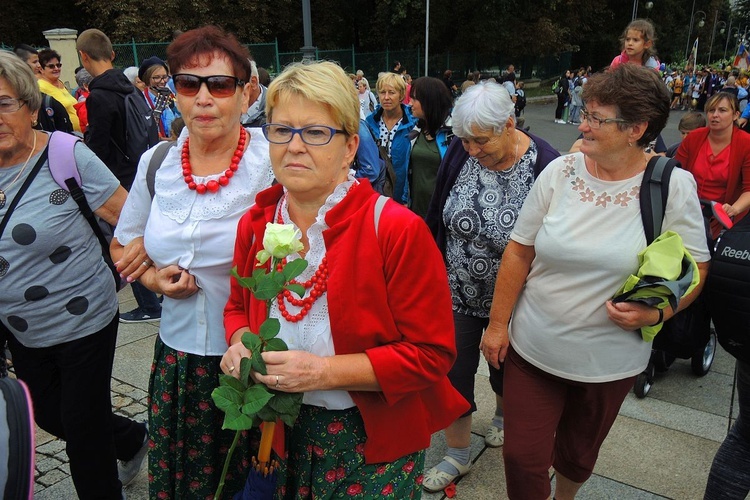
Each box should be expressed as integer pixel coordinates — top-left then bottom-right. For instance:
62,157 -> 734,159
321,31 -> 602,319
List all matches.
2,40 -> 570,83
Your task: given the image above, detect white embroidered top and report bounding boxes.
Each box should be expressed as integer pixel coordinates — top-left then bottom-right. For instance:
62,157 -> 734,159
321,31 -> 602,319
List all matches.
269,173 -> 359,409
509,152 -> 710,382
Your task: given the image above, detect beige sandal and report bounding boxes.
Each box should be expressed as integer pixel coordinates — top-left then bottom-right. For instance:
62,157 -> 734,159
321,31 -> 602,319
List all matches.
422,455 -> 472,493
485,424 -> 505,447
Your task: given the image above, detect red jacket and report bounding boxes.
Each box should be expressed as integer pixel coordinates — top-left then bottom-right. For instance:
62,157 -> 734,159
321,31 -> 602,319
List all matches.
224,181 -> 469,464
675,126 -> 750,233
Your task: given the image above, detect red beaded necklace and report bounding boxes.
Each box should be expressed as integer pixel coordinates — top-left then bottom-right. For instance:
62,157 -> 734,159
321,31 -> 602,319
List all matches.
181,126 -> 246,194
274,197 -> 329,323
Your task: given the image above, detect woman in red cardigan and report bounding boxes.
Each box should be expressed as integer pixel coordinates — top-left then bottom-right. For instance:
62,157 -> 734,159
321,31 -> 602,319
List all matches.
221,61 -> 468,498
675,92 -> 750,238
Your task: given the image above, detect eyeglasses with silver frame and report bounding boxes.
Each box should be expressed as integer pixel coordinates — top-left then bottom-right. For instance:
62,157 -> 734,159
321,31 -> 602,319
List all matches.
0,98 -> 26,114
580,109 -> 628,129
261,124 -> 346,146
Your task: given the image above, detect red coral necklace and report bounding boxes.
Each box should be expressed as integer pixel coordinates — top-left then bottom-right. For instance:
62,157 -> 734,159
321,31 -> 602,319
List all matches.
182,126 -> 246,194
274,197 -> 329,323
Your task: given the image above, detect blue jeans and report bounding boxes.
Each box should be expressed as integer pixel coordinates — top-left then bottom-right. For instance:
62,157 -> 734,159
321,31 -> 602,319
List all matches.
705,360 -> 750,499
131,281 -> 161,314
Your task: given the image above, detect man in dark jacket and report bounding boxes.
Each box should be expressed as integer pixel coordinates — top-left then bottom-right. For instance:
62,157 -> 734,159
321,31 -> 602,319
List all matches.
77,28 -> 162,324
77,29 -> 143,189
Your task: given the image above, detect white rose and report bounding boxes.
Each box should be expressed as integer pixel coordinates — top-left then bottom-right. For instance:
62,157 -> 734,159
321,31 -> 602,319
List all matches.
256,223 -> 304,265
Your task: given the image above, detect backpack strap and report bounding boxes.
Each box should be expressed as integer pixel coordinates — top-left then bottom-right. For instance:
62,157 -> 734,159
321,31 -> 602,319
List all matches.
146,141 -> 177,199
373,195 -> 389,239
47,132 -> 121,290
639,156 -> 676,244
48,132 -> 81,189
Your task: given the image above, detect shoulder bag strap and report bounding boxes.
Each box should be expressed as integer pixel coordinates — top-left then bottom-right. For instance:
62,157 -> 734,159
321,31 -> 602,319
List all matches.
146,141 -> 176,199
640,155 -> 675,244
0,148 -> 49,241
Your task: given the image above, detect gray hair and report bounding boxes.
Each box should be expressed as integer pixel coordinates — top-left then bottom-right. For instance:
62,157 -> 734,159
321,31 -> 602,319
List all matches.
123,66 -> 139,85
250,60 -> 259,78
0,51 -> 41,112
75,68 -> 93,88
356,69 -> 364,77
452,81 -> 515,137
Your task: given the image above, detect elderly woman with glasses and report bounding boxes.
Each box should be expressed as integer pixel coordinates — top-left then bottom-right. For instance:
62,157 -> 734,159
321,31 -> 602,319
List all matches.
0,51 -> 146,499
482,64 -> 710,499
138,56 -> 177,140
221,60 -> 468,498
422,81 -> 558,493
110,26 -> 274,498
37,48 -> 81,132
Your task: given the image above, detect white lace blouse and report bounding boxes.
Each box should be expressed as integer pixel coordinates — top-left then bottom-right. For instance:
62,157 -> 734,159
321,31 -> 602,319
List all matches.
115,127 -> 274,356
269,173 -> 359,409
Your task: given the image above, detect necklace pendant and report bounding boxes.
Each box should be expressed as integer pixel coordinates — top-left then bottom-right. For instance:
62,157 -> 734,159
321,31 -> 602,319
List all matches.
0,190 -> 5,210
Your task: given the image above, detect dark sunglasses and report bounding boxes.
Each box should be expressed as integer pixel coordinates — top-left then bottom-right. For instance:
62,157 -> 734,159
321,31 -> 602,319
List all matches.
45,63 -> 62,69
172,74 -> 244,98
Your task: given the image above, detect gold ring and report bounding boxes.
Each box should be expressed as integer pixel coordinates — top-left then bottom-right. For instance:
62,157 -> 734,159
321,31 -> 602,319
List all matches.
229,366 -> 235,373
275,375 -> 280,388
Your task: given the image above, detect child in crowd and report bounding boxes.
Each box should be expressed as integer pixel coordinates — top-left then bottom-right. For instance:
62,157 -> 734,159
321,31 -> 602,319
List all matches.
665,112 -> 706,157
610,19 -> 660,71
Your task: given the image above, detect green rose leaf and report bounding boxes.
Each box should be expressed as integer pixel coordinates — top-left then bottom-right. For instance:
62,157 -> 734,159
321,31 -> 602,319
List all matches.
211,386 -> 243,413
240,357 -> 253,386
230,267 -> 256,290
253,275 -> 284,300
282,258 -> 308,281
269,393 -> 304,426
222,409 -> 255,431
285,283 -> 306,297
251,350 -> 267,375
241,385 -> 274,416
256,405 -> 278,422
259,318 -> 280,340
219,374 -> 246,392
264,338 -> 288,352
241,332 -> 261,352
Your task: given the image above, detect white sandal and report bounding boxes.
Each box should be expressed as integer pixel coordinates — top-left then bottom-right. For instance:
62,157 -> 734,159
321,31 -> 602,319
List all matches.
485,424 -> 504,447
422,455 -> 472,493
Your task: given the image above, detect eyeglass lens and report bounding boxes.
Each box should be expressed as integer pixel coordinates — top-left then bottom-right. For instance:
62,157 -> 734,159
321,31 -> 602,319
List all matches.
46,63 -> 62,69
263,125 -> 339,145
0,98 -> 23,114
173,74 -> 241,98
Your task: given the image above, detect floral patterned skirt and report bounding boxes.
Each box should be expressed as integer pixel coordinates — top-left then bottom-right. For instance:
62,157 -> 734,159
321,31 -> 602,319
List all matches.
148,336 -> 259,499
276,405 -> 425,499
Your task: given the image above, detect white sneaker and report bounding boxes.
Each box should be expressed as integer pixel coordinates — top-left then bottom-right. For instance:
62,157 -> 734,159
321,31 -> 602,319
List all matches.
118,423 -> 149,486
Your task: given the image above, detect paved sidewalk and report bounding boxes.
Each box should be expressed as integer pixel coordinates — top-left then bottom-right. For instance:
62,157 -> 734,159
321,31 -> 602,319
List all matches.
23,101 -> 736,499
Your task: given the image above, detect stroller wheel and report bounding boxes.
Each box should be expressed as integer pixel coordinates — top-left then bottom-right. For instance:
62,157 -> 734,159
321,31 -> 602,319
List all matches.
691,328 -> 717,376
634,363 -> 655,398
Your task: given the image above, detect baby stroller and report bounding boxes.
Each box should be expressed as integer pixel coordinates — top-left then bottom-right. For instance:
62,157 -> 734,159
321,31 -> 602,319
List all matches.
633,200 -> 731,398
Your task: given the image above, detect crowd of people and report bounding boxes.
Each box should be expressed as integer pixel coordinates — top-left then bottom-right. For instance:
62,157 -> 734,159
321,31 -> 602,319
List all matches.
0,17 -> 749,500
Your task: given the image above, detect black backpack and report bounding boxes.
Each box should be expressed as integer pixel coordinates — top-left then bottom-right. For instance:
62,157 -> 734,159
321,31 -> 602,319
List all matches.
640,156 -> 712,358
110,89 -> 159,170
515,90 -> 527,114
705,214 -> 750,363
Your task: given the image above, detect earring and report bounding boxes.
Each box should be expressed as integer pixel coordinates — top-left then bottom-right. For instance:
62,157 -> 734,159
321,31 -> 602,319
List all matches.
628,142 -> 633,147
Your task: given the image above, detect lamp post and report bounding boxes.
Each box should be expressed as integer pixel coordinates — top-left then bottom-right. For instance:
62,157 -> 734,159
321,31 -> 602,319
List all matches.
300,0 -> 315,61
726,27 -> 739,60
632,0 -> 654,21
688,11 -> 707,63
708,11 -> 723,65
710,17 -> 727,65
685,0 -> 706,60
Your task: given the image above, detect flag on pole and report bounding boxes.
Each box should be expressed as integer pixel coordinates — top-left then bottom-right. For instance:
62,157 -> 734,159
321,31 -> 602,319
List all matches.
689,38 -> 699,70
733,41 -> 750,70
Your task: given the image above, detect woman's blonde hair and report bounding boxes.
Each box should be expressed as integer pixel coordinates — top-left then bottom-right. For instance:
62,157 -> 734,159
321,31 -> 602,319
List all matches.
266,61 -> 359,136
376,72 -> 406,100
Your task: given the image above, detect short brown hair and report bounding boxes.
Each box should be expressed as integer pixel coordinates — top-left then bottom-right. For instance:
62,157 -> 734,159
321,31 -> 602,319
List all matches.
167,26 -> 251,82
582,64 -> 670,147
76,29 -> 113,62
38,49 -> 61,68
678,112 -> 706,133
705,92 -> 740,115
